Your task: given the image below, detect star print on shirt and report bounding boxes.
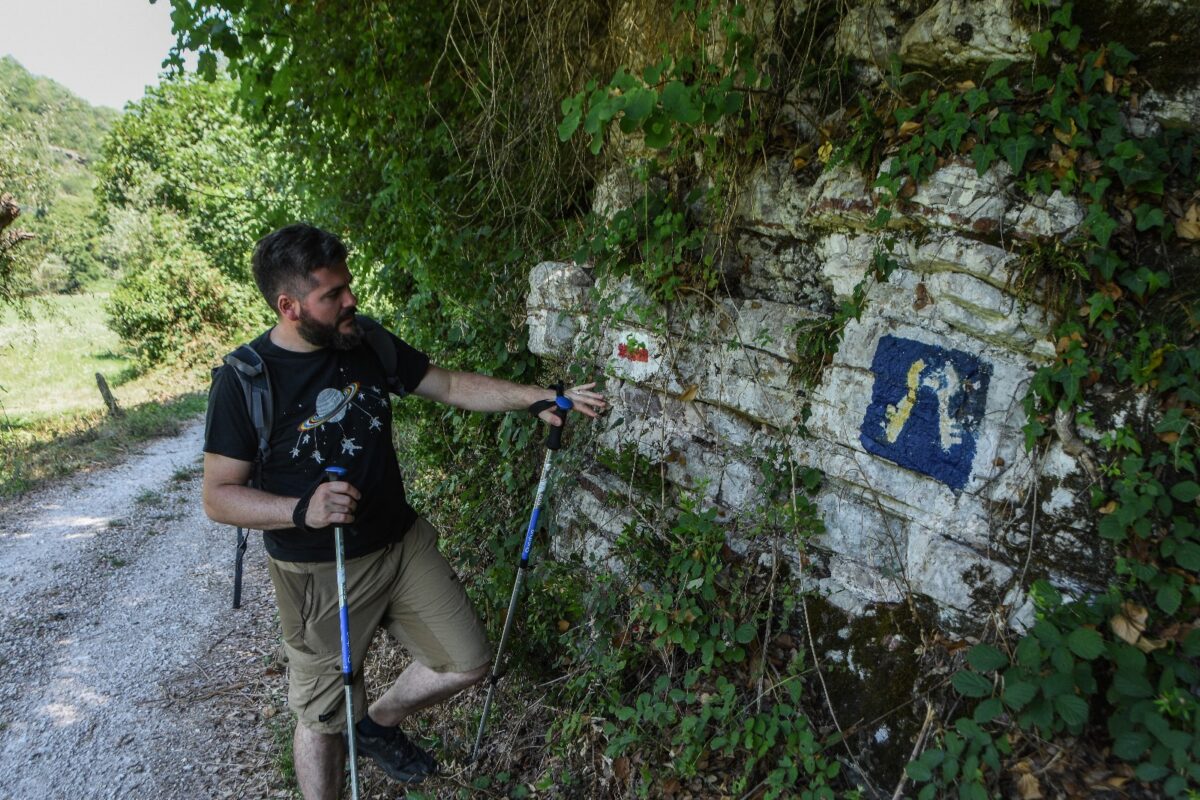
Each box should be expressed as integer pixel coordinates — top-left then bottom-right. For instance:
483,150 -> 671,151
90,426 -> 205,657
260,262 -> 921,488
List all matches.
341,437 -> 362,456
369,416 -> 381,430
311,450 -> 324,464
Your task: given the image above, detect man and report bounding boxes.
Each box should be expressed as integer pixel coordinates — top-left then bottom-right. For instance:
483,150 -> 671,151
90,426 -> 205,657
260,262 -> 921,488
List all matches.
202,223 -> 604,799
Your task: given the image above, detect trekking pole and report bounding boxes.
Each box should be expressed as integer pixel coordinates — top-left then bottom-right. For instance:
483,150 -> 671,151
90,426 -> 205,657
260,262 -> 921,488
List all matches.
471,384 -> 573,763
232,527 -> 249,609
324,465 -> 360,800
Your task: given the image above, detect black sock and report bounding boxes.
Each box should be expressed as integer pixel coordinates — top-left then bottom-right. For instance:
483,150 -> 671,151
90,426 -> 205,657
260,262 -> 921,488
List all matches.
356,714 -> 393,738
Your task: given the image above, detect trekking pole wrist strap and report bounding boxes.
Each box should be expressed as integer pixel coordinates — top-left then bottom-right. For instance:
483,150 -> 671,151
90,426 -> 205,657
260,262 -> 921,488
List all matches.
291,470 -> 331,532
526,382 -> 565,417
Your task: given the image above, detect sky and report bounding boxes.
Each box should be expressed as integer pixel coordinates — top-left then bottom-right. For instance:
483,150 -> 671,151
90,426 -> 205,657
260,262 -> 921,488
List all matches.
0,0 -> 188,111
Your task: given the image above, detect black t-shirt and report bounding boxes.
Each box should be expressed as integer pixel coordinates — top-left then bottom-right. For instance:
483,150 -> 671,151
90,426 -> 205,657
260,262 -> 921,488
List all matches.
203,321 -> 430,562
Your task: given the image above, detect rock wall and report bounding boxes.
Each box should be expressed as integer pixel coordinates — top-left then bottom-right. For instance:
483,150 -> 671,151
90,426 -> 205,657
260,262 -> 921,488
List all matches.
525,0 -> 1198,765
529,151 -> 1100,630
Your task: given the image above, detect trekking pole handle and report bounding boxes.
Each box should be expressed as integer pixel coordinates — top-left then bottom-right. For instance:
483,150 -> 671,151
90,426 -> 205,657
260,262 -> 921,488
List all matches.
529,383 -> 573,451
546,396 -> 572,451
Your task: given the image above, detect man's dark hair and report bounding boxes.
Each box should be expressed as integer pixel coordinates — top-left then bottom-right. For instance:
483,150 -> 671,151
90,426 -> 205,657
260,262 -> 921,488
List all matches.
251,223 -> 348,311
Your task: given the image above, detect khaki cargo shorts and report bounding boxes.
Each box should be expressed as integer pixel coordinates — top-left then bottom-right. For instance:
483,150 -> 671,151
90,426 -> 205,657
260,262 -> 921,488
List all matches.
267,517 -> 491,734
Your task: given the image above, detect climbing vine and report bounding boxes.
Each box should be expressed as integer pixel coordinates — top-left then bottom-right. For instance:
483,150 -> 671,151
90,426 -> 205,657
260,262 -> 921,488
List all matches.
838,1 -> 1200,796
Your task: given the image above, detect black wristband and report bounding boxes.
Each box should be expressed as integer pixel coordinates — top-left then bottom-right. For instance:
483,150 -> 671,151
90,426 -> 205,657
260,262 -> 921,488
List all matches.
291,475 -> 325,532
292,497 -> 312,532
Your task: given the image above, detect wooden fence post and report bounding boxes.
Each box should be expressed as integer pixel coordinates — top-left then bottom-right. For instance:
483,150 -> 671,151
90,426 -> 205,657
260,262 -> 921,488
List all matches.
95,372 -> 123,417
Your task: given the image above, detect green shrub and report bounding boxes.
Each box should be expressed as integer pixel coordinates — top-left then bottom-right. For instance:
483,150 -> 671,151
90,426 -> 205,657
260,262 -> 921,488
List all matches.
104,208 -> 264,367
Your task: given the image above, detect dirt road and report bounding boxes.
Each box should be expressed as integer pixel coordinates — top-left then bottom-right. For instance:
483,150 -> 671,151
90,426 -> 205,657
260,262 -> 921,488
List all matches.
0,419 -> 287,799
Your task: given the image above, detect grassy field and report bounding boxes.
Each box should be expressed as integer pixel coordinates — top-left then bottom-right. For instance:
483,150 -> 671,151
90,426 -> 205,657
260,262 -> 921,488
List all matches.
0,291 -> 211,499
0,290 -> 133,421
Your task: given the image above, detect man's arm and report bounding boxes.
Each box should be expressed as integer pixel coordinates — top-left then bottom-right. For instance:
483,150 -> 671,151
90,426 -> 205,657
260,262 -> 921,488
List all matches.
202,452 -> 360,530
411,366 -> 606,423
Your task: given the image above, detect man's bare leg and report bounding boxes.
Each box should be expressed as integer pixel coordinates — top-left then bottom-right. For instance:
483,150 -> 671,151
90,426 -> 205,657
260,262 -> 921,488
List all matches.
294,724 -> 345,800
368,660 -> 489,726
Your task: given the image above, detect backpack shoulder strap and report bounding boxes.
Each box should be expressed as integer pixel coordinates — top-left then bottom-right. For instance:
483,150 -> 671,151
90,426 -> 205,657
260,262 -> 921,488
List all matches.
222,332 -> 274,487
356,316 -> 408,397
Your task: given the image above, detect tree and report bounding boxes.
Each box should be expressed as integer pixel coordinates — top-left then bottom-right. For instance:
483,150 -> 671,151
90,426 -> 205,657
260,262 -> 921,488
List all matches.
96,74 -> 289,364
96,74 -> 295,282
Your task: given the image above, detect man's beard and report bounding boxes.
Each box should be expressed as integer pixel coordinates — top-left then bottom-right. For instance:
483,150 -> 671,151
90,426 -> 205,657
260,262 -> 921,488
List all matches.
297,307 -> 363,350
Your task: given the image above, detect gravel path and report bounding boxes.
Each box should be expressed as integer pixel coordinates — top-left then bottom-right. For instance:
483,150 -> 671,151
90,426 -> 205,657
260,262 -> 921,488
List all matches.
0,419 -> 287,800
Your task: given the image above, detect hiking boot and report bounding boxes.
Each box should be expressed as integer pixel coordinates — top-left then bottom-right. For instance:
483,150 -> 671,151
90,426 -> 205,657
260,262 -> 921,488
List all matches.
354,726 -> 439,784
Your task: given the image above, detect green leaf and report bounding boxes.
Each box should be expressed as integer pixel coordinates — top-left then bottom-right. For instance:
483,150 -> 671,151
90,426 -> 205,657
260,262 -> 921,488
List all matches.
1113,669 -> 1153,699
1003,680 -> 1037,710
622,87 -> 657,124
973,697 -> 1004,724
1170,480 -> 1200,502
973,142 -> 998,175
999,135 -> 1037,175
905,761 -> 933,782
1135,762 -> 1169,781
983,59 -> 1012,83
1030,29 -> 1053,57
1053,694 -> 1089,727
642,112 -> 672,149
661,81 -> 702,125
966,644 -> 1008,672
734,622 -> 756,644
1085,205 -> 1118,248
1058,26 -> 1082,51
558,108 -> 582,142
951,670 -> 993,698
1174,541 -> 1200,571
1134,204 -> 1166,231
1156,584 -> 1182,615
1113,731 -> 1150,760
1066,627 -> 1105,660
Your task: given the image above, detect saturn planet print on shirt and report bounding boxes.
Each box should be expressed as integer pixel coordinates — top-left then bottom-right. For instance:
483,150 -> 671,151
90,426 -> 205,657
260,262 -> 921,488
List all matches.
288,382 -> 391,466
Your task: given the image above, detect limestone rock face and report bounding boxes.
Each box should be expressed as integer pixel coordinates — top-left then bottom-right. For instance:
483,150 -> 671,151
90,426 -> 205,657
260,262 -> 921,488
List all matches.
899,0 -> 1031,69
834,1 -> 909,68
528,130 -> 1137,632
525,0 -> 1198,777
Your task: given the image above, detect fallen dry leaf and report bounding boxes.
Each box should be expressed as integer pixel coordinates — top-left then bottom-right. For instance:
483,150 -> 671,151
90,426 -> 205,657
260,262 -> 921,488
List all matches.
1017,772 -> 1044,800
1053,119 -> 1078,145
678,384 -> 699,403
899,120 -> 923,137
1124,601 -> 1149,627
1177,219 -> 1200,240
1110,612 -> 1143,645
1136,635 -> 1167,653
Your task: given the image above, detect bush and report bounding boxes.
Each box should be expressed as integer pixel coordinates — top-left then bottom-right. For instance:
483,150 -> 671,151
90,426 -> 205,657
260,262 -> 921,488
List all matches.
104,207 -> 265,367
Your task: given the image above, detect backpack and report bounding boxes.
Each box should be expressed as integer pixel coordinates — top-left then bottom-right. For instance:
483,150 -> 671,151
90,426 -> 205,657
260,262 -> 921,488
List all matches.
217,316 -> 407,608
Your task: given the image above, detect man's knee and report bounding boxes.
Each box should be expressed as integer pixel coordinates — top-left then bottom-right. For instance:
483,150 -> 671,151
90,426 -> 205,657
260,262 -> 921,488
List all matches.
294,721 -> 345,754
459,661 -> 491,688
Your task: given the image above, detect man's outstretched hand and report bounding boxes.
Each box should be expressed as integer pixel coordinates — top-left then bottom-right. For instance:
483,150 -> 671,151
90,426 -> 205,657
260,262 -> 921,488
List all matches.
538,382 -> 606,426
